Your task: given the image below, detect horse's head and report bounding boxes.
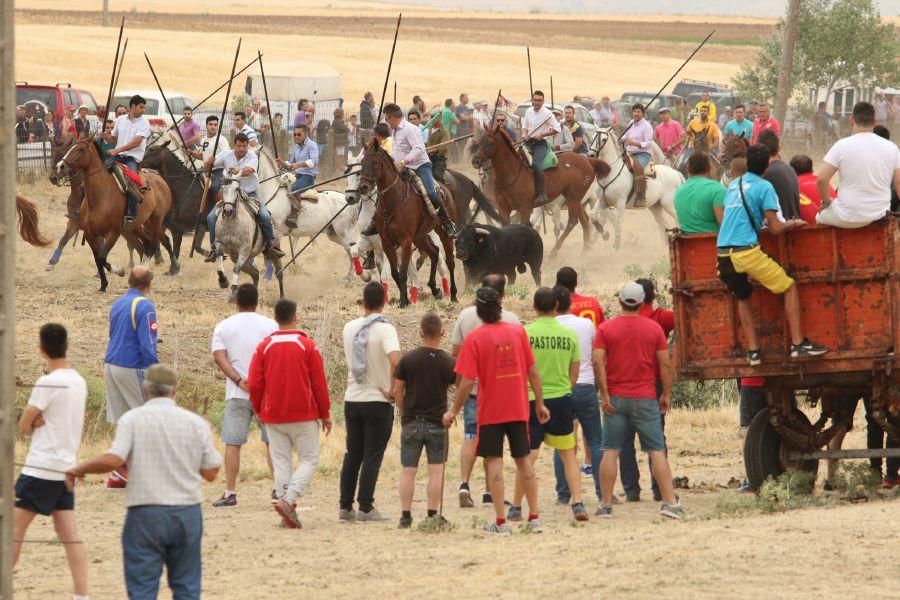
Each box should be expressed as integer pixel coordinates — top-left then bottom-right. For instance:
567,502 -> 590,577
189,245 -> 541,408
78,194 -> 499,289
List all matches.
48,134 -> 76,185
357,140 -> 386,197
57,135 -> 97,180
344,148 -> 366,204
592,126 -> 614,156
471,126 -> 504,169
220,176 -> 241,218
721,134 -> 749,162
141,140 -> 171,171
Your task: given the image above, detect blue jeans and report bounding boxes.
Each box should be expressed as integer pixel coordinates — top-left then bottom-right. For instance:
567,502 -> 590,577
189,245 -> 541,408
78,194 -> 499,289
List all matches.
631,151 -> 651,167
106,155 -> 140,218
291,173 -> 316,193
414,163 -> 439,204
207,191 -> 274,246
553,384 -> 603,502
526,139 -> 548,172
122,504 -> 203,600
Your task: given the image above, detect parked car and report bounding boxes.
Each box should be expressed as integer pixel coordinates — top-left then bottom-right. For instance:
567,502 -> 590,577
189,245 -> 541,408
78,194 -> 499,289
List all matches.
15,82 -> 100,118
513,101 -> 598,148
618,92 -> 684,121
112,90 -> 196,129
672,78 -> 731,98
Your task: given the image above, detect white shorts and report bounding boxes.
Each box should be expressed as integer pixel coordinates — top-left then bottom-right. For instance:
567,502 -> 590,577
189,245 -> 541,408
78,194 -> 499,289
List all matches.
815,205 -> 874,229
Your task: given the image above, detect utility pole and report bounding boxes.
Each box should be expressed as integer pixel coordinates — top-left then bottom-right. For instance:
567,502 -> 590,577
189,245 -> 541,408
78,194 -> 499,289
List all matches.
103,0 -> 109,26
775,0 -> 802,126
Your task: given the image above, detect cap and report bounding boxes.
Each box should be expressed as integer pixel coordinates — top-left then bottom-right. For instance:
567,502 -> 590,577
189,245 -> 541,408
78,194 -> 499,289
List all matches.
475,286 -> 500,305
550,107 -> 563,115
602,95 -> 610,99
144,364 -> 178,388
476,99 -> 488,106
658,106 -> 670,113
725,105 -> 732,110
65,104 -> 75,111
78,105 -> 89,111
619,282 -> 646,307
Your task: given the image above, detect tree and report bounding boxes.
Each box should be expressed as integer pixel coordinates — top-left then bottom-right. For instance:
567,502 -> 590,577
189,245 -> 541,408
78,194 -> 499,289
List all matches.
732,0 -> 899,105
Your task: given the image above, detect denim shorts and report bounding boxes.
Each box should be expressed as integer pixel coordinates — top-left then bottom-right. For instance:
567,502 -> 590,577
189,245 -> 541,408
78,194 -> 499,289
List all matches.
601,397 -> 665,452
400,419 -> 447,467
222,397 -> 269,445
463,395 -> 478,439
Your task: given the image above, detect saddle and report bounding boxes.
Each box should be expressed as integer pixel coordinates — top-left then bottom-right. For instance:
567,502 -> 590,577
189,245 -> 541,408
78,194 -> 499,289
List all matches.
109,163 -> 152,203
399,168 -> 449,217
518,140 -> 558,171
623,154 -> 657,178
299,189 -> 319,203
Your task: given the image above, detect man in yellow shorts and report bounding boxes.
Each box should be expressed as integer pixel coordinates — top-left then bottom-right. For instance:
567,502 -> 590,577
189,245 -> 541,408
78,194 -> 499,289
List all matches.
716,144 -> 828,366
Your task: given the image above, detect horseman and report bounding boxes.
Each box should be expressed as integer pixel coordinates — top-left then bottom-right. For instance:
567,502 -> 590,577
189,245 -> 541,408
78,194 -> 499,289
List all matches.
621,103 -> 654,208
364,103 -> 458,237
99,94 -> 151,229
522,90 -> 561,207
282,124 -> 319,229
188,115 -> 230,252
681,104 -> 721,159
204,132 -> 283,262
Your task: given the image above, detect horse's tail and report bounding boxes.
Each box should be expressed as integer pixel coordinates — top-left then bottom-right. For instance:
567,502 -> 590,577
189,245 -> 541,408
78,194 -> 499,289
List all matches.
15,196 -> 52,247
456,171 -> 507,226
588,158 -> 612,181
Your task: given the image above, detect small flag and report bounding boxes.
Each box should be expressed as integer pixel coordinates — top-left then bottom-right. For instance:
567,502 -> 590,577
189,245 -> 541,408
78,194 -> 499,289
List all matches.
498,94 -> 515,110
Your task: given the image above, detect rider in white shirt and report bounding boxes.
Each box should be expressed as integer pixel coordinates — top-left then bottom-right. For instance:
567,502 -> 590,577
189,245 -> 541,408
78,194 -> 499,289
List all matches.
522,90 -> 561,207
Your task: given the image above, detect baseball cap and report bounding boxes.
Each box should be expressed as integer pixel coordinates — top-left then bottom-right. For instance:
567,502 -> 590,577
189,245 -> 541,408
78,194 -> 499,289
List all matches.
659,106 -> 670,113
65,104 -> 75,111
619,282 -> 646,307
476,286 -> 500,305
145,363 -> 178,388
78,105 -> 89,111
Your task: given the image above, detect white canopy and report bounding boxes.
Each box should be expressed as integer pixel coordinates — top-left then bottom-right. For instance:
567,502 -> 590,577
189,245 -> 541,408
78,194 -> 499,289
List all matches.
250,61 -> 341,101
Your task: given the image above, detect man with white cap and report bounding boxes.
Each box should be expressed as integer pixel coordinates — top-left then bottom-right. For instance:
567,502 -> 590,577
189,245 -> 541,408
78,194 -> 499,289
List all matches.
594,282 -> 685,520
549,107 -> 575,152
591,96 -> 618,129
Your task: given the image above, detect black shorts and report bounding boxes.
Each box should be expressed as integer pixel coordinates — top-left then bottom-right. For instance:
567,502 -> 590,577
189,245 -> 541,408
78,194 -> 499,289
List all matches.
716,254 -> 753,300
528,396 -> 576,450
476,421 -> 531,458
15,474 -> 74,516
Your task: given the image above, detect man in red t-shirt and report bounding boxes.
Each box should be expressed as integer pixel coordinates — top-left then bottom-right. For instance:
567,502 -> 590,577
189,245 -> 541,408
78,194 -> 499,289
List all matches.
635,278 -> 674,337
595,283 -> 685,520
444,286 -> 547,536
789,155 -> 836,223
750,102 -> 782,145
556,266 -> 605,327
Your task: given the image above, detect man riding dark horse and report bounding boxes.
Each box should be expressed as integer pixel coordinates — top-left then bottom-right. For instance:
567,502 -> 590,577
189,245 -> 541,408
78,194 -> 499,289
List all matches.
99,94 -> 151,229
360,103 -> 458,238
521,90 -> 561,207
204,132 -> 284,262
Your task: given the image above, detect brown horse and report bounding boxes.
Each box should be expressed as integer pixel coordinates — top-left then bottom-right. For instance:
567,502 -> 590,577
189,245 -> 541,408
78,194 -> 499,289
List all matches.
15,196 -> 51,247
357,142 -> 458,307
720,133 -> 750,184
57,136 -> 174,292
46,134 -> 84,270
471,126 -> 610,252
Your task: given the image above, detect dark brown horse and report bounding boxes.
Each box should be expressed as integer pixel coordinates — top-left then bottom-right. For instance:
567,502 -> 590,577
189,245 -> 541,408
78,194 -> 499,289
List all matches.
15,196 -> 51,247
46,134 -> 83,270
357,142 -> 458,307
471,126 -> 610,252
720,133 -> 750,184
57,136 -> 174,292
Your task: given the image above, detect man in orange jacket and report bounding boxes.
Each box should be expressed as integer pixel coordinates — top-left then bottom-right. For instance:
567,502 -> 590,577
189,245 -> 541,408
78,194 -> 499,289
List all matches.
248,298 -> 331,529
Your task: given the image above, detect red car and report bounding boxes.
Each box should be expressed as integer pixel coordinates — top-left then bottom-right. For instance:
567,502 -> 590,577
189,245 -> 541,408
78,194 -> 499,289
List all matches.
15,82 -> 100,119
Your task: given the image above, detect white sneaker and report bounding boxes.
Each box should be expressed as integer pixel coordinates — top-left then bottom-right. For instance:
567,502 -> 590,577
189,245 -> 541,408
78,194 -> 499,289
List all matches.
482,522 -> 511,536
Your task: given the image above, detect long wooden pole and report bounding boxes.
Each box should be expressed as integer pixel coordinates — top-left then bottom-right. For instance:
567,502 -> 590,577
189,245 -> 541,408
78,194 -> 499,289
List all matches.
258,51 -> 279,160
144,53 -> 199,172
550,75 -> 555,109
103,17 -> 125,121
376,13 -> 402,123
111,38 -> 128,109
191,38 -> 242,258
527,46 -> 533,97
174,56 -> 261,128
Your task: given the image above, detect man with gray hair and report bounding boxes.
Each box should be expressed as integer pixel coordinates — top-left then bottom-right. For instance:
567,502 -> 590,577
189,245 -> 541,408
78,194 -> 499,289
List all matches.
103,265 -> 158,489
66,364 -> 222,599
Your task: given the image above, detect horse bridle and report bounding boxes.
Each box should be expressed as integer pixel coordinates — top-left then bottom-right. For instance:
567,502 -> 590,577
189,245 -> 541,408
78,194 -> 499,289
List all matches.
62,141 -> 106,179
477,133 -> 525,191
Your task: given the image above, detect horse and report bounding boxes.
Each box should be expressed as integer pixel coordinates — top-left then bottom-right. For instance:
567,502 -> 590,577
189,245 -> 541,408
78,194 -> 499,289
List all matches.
443,168 -> 506,226
141,132 -> 214,271
213,176 -> 285,301
345,156 -> 451,300
719,133 -> 750,186
588,126 -> 684,250
529,182 -> 607,244
57,136 -> 175,292
15,196 -> 51,247
357,141 -> 458,307
470,126 -> 610,253
46,134 -> 83,270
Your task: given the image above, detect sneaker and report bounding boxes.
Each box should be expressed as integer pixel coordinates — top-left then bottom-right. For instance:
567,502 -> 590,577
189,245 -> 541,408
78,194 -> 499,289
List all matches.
481,493 -> 493,506
524,518 -> 544,533
595,505 -> 613,519
791,338 -> 828,359
482,522 -> 511,536
357,508 -> 389,522
580,464 -> 593,475
105,472 -> 127,490
212,493 -> 237,507
458,484 -> 475,508
660,502 -> 686,520
747,349 -> 762,366
398,515 -> 413,529
572,503 -> 590,522
880,479 -> 900,490
506,506 -> 523,522
737,480 -> 755,494
338,508 -> 357,522
273,498 -> 302,529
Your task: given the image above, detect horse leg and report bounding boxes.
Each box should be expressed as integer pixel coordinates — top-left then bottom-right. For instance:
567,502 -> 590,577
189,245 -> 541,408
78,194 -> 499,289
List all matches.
161,234 -> 181,276
615,199 -> 626,251
398,243 -> 413,307
216,253 -> 228,289
552,200 -> 581,254
649,203 -> 669,245
230,252 -> 247,302
47,218 -> 79,271
382,240 -> 406,307
417,236 -> 441,299
577,206 -> 592,250
326,227 -> 354,283
436,230 -> 458,302
273,259 -> 285,298
241,257 -> 260,287
86,235 -> 109,292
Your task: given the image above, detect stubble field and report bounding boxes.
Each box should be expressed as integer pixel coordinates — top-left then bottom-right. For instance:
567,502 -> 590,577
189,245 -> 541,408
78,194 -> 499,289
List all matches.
11,5 -> 900,599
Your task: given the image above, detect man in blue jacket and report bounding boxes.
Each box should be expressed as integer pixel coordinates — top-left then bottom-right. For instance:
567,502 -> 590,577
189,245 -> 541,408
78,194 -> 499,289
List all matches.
103,266 -> 158,488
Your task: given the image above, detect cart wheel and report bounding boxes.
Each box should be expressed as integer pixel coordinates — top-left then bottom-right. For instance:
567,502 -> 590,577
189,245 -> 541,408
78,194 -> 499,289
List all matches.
744,408 -> 819,491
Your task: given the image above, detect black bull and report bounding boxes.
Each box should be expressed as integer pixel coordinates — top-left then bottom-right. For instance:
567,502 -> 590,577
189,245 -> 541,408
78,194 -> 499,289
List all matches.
454,223 -> 543,288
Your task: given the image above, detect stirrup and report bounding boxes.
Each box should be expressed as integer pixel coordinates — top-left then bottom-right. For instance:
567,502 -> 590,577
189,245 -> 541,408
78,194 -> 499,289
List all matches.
123,216 -> 136,231
264,243 -> 285,259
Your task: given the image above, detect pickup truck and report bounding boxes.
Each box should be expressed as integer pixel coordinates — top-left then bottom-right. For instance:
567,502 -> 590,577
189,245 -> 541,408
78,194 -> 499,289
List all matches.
669,217 -> 900,488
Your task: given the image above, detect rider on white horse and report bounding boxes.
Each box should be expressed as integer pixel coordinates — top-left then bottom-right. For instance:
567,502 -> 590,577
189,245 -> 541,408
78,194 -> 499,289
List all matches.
621,103 -> 654,208
204,132 -> 283,262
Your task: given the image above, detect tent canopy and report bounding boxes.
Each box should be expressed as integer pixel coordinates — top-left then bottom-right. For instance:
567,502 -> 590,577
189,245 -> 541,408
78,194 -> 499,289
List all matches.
250,61 -> 341,101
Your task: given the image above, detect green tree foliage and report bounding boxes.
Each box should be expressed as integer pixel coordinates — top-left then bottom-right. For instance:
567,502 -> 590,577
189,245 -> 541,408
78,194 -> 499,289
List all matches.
732,0 -> 900,104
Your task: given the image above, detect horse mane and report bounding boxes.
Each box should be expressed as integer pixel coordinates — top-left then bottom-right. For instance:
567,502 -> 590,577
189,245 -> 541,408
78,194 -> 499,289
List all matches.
492,126 -> 518,154
15,196 -> 51,247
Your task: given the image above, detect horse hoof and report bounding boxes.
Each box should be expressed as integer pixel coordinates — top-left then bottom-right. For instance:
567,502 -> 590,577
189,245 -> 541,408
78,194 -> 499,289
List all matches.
398,300 -> 410,309
154,255 -> 165,266
114,267 -> 126,277
166,264 -> 181,276
601,231 -> 610,241
45,263 -> 56,272
360,271 -> 372,283
217,272 -> 228,289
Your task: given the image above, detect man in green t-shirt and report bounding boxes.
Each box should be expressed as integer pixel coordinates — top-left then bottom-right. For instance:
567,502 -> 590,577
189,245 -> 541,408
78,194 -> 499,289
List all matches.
674,150 -> 727,234
509,287 -> 587,526
441,98 -> 459,137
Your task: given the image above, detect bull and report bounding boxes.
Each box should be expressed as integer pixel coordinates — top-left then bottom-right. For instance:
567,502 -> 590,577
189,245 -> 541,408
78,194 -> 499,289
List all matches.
454,223 -> 543,288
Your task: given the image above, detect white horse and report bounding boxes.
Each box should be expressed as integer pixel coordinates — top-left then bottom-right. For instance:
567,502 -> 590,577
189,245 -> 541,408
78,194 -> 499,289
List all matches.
530,182 -> 608,244
588,127 -> 683,250
344,150 -> 450,300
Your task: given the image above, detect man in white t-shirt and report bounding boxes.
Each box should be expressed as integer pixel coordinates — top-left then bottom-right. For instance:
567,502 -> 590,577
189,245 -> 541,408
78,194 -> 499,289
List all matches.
339,281 -> 401,522
450,273 -> 520,508
14,323 -> 89,600
210,283 -> 278,507
553,285 -> 604,510
816,101 -> 900,229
